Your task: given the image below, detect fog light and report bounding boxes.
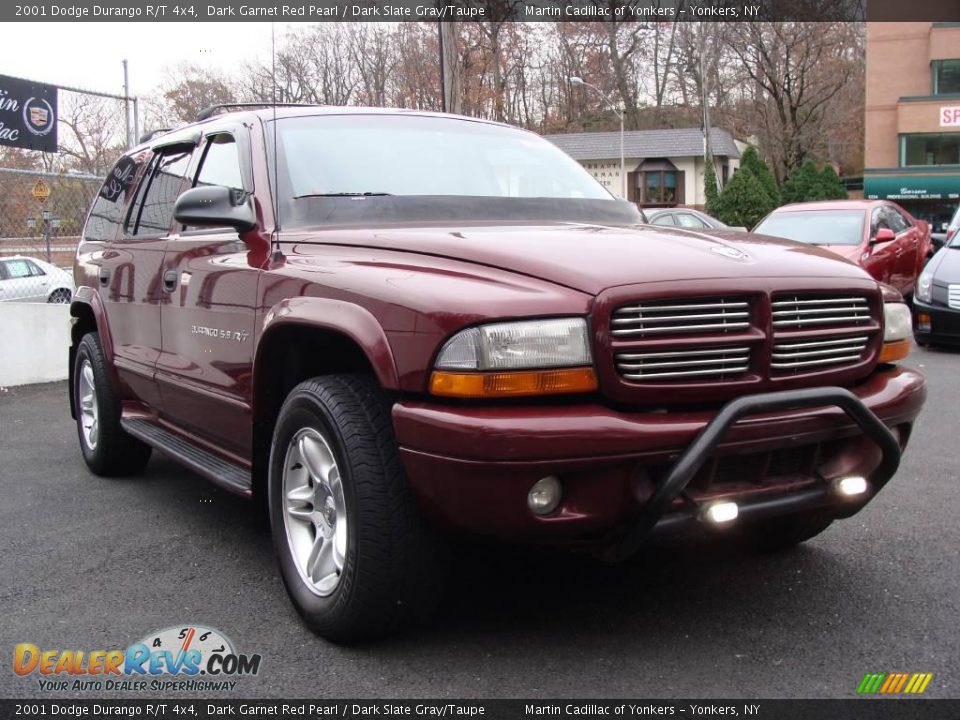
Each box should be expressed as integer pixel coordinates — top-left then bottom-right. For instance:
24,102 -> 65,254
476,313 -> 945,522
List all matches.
527,476 -> 562,515
836,475 -> 868,497
702,501 -> 739,525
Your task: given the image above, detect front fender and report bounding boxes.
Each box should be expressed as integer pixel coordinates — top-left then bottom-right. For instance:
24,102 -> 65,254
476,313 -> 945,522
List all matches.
257,296 -> 400,389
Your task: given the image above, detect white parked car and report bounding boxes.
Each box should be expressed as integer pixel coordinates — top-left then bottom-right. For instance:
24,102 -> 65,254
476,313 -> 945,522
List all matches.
0,255 -> 75,303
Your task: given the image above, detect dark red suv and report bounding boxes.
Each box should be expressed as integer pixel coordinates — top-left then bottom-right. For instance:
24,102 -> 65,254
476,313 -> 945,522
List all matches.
70,106 -> 925,641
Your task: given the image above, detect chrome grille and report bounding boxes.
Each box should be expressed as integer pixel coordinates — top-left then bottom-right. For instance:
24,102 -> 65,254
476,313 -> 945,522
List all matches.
949,285 -> 960,311
771,335 -> 869,372
616,346 -> 750,381
611,297 -> 750,337
772,295 -> 870,328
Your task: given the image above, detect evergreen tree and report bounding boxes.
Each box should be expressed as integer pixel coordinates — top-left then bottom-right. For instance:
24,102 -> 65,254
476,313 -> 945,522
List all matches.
739,146 -> 781,206
714,166 -> 776,229
703,159 -> 720,217
781,161 -> 822,204
819,165 -> 848,200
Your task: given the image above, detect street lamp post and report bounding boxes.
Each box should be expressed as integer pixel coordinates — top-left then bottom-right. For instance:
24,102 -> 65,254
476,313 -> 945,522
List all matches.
570,77 -> 626,200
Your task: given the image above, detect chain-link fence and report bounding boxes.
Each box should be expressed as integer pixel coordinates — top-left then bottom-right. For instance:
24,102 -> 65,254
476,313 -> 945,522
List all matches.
0,167 -> 102,304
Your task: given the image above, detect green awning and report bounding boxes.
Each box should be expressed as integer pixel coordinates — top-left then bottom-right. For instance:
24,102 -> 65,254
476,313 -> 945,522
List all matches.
864,174 -> 960,201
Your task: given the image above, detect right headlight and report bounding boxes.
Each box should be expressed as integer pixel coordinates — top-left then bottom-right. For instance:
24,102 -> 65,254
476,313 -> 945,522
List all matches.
879,302 -> 912,364
916,267 -> 934,304
430,317 -> 597,398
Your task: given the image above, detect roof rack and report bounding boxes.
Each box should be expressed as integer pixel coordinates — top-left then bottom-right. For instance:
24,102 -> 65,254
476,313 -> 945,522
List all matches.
195,103 -> 320,122
138,128 -> 172,144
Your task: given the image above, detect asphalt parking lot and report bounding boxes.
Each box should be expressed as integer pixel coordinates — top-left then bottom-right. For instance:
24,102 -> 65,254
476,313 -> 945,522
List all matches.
1,345 -> 958,700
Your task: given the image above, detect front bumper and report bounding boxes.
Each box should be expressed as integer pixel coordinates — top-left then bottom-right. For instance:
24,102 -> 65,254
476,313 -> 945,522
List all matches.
393,366 -> 925,550
913,297 -> 960,345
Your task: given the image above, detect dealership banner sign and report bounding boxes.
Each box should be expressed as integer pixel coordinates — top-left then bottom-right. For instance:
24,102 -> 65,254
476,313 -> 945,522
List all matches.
0,74 -> 58,152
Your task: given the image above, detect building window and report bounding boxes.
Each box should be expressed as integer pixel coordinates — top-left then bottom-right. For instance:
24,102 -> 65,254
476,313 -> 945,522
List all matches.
901,133 -> 960,166
933,59 -> 960,95
628,159 -> 683,206
641,171 -> 678,205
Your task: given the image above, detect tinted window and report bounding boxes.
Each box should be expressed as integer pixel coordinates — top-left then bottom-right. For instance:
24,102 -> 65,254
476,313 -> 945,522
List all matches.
129,149 -> 192,237
86,155 -> 143,242
754,210 -> 865,246
194,135 -> 243,191
650,213 -> 676,226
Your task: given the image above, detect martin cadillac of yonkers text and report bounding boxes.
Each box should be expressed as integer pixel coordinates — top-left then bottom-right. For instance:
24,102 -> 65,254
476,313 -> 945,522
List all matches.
525,705 -> 756,716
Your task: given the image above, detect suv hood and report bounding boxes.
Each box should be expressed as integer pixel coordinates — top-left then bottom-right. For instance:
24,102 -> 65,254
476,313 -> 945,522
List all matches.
284,222 -> 873,295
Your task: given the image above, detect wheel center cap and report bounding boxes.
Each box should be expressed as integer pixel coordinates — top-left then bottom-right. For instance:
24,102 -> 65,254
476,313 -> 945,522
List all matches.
315,488 -> 337,530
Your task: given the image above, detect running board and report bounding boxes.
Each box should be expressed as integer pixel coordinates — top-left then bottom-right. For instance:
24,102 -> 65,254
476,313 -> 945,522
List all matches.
121,418 -> 252,497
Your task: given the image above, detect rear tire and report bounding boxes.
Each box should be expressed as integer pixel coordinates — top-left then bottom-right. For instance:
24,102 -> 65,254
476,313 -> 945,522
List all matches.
743,510 -> 834,552
73,332 -> 152,476
268,374 -> 447,643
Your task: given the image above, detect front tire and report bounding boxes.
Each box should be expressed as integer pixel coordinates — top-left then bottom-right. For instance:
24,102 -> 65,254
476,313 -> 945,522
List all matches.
269,374 -> 446,642
73,332 -> 152,476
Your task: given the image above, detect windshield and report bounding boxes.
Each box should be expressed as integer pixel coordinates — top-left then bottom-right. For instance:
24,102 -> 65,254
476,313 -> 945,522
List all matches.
754,210 -> 865,246
270,114 -> 634,228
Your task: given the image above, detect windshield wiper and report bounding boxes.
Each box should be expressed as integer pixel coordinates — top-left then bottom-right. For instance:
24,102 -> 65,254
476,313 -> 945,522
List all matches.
294,192 -> 392,199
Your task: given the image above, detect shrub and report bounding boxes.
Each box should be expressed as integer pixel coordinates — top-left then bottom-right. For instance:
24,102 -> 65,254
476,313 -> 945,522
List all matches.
714,166 -> 776,229
739,146 -> 780,206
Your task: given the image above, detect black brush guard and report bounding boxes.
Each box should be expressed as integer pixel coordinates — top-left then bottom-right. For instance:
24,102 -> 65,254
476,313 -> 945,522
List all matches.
603,386 -> 902,563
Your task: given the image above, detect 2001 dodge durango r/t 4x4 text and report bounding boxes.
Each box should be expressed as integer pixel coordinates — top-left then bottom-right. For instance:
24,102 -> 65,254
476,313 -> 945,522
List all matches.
69,106 -> 926,641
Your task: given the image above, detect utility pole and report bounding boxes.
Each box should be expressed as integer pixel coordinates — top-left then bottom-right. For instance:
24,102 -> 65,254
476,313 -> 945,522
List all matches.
122,59 -> 132,148
438,21 -> 460,114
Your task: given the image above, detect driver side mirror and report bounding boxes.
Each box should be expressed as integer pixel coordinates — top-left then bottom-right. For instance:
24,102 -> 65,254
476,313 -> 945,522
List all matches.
872,227 -> 896,244
174,185 -> 256,233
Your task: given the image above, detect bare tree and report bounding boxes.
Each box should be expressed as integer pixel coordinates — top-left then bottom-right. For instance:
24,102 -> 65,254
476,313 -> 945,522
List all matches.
725,22 -> 857,179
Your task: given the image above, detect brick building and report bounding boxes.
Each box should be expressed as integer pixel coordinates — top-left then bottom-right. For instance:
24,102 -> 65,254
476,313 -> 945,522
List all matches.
865,22 -> 960,232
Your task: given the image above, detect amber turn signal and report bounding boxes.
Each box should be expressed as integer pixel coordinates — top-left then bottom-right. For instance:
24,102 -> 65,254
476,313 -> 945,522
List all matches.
878,339 -> 911,364
430,367 -> 598,398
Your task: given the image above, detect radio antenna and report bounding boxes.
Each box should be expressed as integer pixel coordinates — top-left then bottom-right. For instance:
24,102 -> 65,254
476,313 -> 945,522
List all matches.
270,21 -> 283,261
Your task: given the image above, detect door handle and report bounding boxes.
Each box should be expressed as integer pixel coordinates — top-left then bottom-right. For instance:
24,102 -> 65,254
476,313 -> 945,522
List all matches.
162,270 -> 179,293
98,267 -> 110,286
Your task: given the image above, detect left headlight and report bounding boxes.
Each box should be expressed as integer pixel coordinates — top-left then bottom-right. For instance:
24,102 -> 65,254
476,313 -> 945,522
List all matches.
916,267 -> 934,304
880,303 -> 912,363
431,317 -> 598,398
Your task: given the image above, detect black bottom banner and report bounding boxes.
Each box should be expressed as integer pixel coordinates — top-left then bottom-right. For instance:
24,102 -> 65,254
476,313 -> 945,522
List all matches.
3,700 -> 960,720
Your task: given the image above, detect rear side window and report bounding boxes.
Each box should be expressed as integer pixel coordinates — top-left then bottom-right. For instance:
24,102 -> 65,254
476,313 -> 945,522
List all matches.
3,258 -> 44,278
128,148 -> 193,237
85,155 -> 142,242
650,214 -> 676,226
677,213 -> 709,229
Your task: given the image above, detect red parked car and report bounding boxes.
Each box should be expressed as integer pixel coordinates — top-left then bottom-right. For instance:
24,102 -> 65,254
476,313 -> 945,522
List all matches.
753,200 -> 933,298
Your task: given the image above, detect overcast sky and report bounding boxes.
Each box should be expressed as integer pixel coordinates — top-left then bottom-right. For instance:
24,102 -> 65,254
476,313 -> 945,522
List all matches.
0,23 -> 294,98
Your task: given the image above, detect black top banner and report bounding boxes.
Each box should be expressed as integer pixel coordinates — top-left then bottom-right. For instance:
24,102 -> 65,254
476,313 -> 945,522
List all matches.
0,74 -> 58,153
3,0 -> 960,22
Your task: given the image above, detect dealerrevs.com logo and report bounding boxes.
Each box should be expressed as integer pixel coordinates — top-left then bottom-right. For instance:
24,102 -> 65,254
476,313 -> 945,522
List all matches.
14,625 -> 261,692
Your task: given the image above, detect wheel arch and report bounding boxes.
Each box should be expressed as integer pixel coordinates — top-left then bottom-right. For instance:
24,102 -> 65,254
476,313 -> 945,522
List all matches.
251,298 -> 401,506
68,288 -> 118,419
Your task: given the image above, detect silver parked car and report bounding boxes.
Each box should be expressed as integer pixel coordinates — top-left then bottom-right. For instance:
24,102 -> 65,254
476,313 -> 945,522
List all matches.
644,208 -> 746,232
0,255 -> 74,303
